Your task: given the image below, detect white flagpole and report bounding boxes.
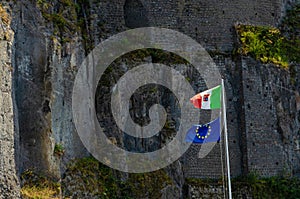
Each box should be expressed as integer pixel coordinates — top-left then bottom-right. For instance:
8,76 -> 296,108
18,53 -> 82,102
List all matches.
222,79 -> 232,199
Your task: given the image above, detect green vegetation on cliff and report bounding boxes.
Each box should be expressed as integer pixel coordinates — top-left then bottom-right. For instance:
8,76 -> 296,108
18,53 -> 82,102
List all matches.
233,173 -> 300,198
236,4 -> 300,69
62,157 -> 172,198
187,173 -> 300,198
54,143 -> 65,157
21,157 -> 173,198
35,0 -> 92,49
236,25 -> 290,68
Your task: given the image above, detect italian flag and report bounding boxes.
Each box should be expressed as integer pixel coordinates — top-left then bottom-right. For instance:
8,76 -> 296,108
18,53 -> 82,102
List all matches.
190,85 -> 221,109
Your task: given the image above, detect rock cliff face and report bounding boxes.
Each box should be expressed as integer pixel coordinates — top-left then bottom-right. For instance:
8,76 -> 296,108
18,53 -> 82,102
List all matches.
0,2 -> 20,198
13,0 -> 88,178
0,0 -> 300,198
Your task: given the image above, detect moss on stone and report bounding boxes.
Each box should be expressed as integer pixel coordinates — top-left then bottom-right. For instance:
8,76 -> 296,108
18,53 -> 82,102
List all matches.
186,177 -> 222,187
187,173 -> 300,198
62,157 -> 119,198
35,0 -> 87,46
61,157 -> 173,198
127,170 -> 173,198
233,173 -> 300,198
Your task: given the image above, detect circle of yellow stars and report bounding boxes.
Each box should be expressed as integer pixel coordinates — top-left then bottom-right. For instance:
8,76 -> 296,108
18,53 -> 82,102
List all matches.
195,124 -> 212,140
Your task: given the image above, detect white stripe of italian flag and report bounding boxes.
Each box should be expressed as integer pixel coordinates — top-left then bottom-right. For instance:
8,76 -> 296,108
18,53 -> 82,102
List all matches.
190,85 -> 221,109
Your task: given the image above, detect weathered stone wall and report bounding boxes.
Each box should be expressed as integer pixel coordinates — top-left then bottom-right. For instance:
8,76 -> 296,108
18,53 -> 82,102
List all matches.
241,57 -> 300,176
0,2 -> 20,198
140,0 -> 284,51
10,0 -> 298,178
1,0 -> 299,197
184,55 -> 300,178
86,0 -> 285,51
186,183 -> 253,199
183,55 -> 243,178
85,0 -> 290,179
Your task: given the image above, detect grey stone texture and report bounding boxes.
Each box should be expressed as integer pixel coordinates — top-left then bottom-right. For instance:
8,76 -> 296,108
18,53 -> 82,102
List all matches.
0,0 -> 300,197
241,57 -> 300,176
183,55 -> 244,178
12,1 -> 89,177
187,183 -> 253,199
0,2 -> 20,198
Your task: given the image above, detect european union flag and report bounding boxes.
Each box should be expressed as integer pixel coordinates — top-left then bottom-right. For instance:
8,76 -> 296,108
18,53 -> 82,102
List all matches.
185,117 -> 221,144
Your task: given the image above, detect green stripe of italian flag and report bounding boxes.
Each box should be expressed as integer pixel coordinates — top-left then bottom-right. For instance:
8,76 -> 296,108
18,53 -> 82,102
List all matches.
190,85 -> 221,109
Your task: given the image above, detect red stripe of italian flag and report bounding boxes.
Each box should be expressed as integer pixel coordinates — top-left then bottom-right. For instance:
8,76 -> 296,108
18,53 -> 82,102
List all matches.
190,85 -> 221,109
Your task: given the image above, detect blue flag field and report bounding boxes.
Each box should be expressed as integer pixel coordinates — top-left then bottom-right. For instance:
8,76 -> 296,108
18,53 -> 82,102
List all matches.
185,117 -> 221,144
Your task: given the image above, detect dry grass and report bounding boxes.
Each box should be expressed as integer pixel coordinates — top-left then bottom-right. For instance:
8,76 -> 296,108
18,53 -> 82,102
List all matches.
21,185 -> 60,199
20,170 -> 61,199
